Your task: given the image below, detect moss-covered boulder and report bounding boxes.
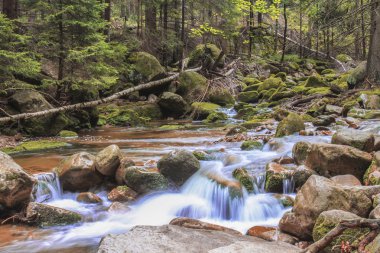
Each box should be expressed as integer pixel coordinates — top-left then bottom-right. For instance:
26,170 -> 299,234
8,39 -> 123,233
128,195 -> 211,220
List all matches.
363,152 -> 380,186
177,72 -> 208,103
123,166 -> 169,194
242,77 -> 260,86
188,44 -> 225,68
98,105 -> 147,127
292,142 -> 313,165
347,61 -> 367,88
275,113 -> 305,137
107,186 -> 138,202
269,89 -> 296,101
209,89 -> 235,106
25,202 -> 82,227
313,210 -> 368,253
226,126 -> 248,136
336,54 -> 353,63
265,162 -> 292,193
304,75 -> 328,88
1,140 -> 68,154
232,168 -> 254,193
257,78 -> 286,92
158,150 -> 200,186
332,129 -> 375,152
191,102 -> 220,120
0,151 -> 35,215
203,111 -> 228,123
238,91 -> 259,103
127,52 -> 166,83
55,152 -> 103,192
240,140 -> 263,151
158,92 -> 189,118
59,130 -> 78,138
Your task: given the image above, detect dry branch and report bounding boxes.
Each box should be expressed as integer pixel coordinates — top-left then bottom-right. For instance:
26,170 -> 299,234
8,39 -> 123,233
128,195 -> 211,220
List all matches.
0,67 -> 202,124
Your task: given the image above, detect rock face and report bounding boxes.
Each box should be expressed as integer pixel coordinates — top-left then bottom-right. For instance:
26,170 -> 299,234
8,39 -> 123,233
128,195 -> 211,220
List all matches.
96,145 -> 123,176
169,217 -> 241,235
123,167 -> 168,194
313,210 -> 368,253
331,175 -> 362,186
97,225 -> 301,253
279,175 -> 372,239
275,113 -> 305,137
293,142 -> 372,179
332,129 -> 375,152
26,202 -> 82,227
157,150 -> 200,186
56,152 -> 103,192
158,92 -> 189,118
0,151 -> 35,214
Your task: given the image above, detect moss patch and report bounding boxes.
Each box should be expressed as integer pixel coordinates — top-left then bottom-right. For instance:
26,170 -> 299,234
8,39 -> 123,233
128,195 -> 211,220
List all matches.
59,130 -> 78,138
1,140 -> 68,154
241,140 -> 263,151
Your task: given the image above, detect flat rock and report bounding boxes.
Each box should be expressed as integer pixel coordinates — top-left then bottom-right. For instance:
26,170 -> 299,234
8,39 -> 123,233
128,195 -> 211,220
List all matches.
97,225 -> 301,253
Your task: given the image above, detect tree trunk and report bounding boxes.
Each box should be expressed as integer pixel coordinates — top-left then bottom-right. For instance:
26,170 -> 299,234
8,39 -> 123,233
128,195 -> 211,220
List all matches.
361,0 -> 367,59
3,0 -> 17,19
367,0 -> 380,84
104,0 -> 111,38
180,0 -> 186,70
144,4 -> 157,33
299,0 -> 303,58
355,0 -> 360,59
58,0 -> 65,81
281,3 -> 287,63
248,0 -> 254,59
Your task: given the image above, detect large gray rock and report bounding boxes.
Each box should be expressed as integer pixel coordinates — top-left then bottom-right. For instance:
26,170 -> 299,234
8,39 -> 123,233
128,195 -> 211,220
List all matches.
25,202 -> 82,227
0,152 -> 35,214
97,225 -> 301,253
158,150 -> 200,186
293,142 -> 372,179
332,129 -> 375,152
158,92 -> 189,118
123,166 -> 168,194
96,145 -> 123,176
55,152 -> 103,192
279,175 -> 372,240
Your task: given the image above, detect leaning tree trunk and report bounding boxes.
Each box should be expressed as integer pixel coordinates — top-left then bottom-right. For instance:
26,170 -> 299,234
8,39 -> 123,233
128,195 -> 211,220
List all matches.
367,0 -> 380,84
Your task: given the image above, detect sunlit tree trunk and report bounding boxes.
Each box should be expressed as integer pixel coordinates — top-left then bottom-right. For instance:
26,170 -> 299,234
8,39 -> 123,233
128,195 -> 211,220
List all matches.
367,0 -> 380,84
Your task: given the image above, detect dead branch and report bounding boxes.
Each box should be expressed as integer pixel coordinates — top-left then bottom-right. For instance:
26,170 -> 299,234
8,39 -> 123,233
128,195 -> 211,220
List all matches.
0,67 -> 202,124
358,229 -> 379,253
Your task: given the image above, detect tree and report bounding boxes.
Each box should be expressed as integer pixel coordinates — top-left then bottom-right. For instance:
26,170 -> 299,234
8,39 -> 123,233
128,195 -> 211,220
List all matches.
367,0 -> 380,83
0,13 -> 40,81
3,0 -> 18,19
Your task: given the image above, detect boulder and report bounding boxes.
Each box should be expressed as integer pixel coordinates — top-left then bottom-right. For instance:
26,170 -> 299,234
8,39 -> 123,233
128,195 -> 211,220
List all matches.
275,113 -> 305,137
204,111 -> 228,123
347,61 -> 367,88
332,129 -> 375,152
238,91 -> 259,103
232,168 -> 254,193
123,166 -> 168,194
226,126 -> 248,136
96,145 -> 123,176
209,89 -> 235,106
191,102 -> 220,120
0,151 -> 35,214
108,202 -> 131,213
55,152 -> 103,192
325,105 -> 343,115
188,44 -> 225,68
107,186 -> 137,202
177,72 -> 208,103
76,192 -> 103,204
97,225 -> 301,253
364,151 -> 380,185
313,210 -> 368,253
304,75 -> 328,88
115,158 -> 135,185
265,163 -> 293,193
158,150 -> 200,186
292,165 -> 316,189
158,92 -> 189,118
240,140 -> 263,151
312,115 -> 335,127
25,202 -> 82,227
257,78 -> 286,92
279,175 -> 372,239
331,175 -> 362,186
127,52 -> 166,83
247,226 -> 298,245
369,205 -> 380,219
293,142 -> 372,179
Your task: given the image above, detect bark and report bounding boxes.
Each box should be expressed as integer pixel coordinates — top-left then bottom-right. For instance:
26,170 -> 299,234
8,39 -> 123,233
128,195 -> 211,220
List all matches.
367,0 -> 380,83
58,0 -> 65,81
144,3 -> 157,33
3,0 -> 17,19
0,68 -> 202,124
104,0 -> 111,37
361,0 -> 367,59
248,0 -> 254,58
281,3 -> 288,63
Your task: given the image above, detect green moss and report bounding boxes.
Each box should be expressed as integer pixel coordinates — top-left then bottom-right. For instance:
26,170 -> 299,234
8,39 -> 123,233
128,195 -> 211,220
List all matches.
301,114 -> 315,122
336,54 -> 353,63
243,83 -> 261,92
269,89 -> 296,101
288,62 -> 300,70
1,140 -> 68,154
275,113 -> 305,137
321,69 -> 336,75
347,61 -> 367,87
257,77 -> 286,92
233,168 -> 254,193
275,72 -> 287,81
203,111 -> 228,123
128,52 -> 165,83
306,87 -> 331,95
304,75 -> 328,88
241,140 -> 263,151
292,85 -> 309,94
193,151 -> 214,161
191,102 -> 220,119
59,130 -> 78,138
209,89 -> 235,106
177,72 -> 208,102
242,77 -> 260,86
241,119 -> 263,129
98,104 -> 147,126
188,44 -> 225,67
238,91 -> 259,103
159,125 -> 186,130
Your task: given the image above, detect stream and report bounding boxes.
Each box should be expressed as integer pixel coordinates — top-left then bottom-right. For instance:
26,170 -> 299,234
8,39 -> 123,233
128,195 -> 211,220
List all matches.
2,109 -> 376,253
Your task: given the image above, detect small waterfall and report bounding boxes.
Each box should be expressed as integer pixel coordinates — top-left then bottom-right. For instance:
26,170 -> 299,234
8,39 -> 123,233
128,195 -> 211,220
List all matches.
252,174 -> 266,194
282,176 -> 295,194
33,172 -> 63,203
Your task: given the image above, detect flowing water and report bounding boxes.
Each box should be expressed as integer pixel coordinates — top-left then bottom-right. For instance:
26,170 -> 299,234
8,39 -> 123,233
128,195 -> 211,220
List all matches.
3,114 -> 367,253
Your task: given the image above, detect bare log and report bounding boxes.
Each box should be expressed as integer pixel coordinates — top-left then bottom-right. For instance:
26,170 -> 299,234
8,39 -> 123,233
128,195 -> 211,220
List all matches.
0,67 -> 202,124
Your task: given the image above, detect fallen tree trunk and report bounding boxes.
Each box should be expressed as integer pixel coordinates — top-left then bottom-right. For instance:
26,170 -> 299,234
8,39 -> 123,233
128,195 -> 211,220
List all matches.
0,67 -> 202,124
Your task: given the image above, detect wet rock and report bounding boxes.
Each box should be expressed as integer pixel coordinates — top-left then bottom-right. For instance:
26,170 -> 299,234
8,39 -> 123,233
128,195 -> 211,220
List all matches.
332,129 -> 375,152
347,61 -> 367,88
273,156 -> 294,165
115,158 -> 135,185
192,150 -> 214,161
170,217 -> 241,235
374,135 -> 380,151
55,152 -> 103,192
313,210 -> 368,253
204,172 -> 243,198
274,194 -> 295,208
226,126 -> 248,136
108,202 -> 131,213
279,175 -> 372,239
240,140 -> 263,151
293,142 -> 372,179
97,225 -> 301,253
177,71 -> 208,103
331,175 -> 362,186
292,165 -> 316,190
123,166 -> 168,194
26,202 -> 82,227
232,168 -> 254,193
158,92 -> 189,118
107,186 -> 137,202
158,150 -> 200,186
275,113 -> 305,138
312,115 -> 335,127
191,102 -> 220,120
238,91 -> 259,103
247,226 -> 298,245
325,105 -> 343,115
76,192 -> 103,204
265,163 -> 293,193
96,145 -> 123,176
364,151 -> 380,185
209,89 -> 235,106
203,111 -> 228,123
0,151 -> 35,214
369,205 -> 380,219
